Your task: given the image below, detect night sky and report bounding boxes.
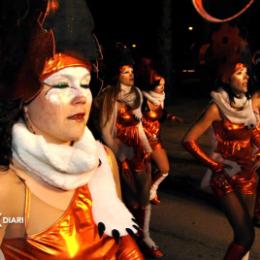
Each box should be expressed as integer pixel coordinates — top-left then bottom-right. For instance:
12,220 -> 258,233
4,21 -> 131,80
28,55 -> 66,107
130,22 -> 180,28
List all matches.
86,0 -> 260,98
87,0 -> 260,63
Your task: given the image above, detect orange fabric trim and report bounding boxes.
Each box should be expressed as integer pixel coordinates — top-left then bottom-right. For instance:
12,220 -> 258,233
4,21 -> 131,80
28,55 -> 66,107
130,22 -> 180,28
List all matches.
41,53 -> 92,80
24,186 -> 31,231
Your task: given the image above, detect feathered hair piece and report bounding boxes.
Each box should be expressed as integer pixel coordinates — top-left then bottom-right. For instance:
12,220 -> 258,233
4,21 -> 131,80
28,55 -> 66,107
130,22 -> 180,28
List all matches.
210,23 -> 250,83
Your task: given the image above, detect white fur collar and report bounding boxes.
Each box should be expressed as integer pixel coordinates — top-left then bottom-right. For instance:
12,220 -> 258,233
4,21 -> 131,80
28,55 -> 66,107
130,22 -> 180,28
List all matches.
211,89 -> 259,127
88,143 -> 137,236
142,90 -> 165,108
11,142 -> 137,237
12,121 -> 99,190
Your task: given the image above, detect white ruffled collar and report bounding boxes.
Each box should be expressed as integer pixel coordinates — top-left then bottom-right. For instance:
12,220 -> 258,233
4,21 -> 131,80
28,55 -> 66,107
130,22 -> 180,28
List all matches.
211,89 -> 259,127
142,90 -> 165,108
12,121 -> 100,190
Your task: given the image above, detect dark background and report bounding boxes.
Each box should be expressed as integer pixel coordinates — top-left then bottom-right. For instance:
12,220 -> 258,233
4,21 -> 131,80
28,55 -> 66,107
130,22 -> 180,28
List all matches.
87,0 -> 260,98
88,0 -> 260,57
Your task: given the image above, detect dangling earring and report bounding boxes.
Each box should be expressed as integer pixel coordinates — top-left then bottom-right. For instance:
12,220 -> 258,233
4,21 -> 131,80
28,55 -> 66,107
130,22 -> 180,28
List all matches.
23,106 -> 36,134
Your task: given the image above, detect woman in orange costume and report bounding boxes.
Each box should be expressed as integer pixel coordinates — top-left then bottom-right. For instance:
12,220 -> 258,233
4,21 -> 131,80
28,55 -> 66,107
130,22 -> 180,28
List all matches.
0,1 -> 143,259
141,74 -> 182,204
183,61 -> 260,260
97,45 -> 163,258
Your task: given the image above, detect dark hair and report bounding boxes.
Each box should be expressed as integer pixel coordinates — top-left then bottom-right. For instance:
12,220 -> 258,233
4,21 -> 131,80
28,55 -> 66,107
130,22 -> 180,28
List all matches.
0,99 -> 23,170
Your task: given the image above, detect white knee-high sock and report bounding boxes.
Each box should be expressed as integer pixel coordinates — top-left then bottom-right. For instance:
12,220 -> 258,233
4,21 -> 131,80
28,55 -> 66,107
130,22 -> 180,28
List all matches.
142,204 -> 158,248
242,251 -> 250,260
150,173 -> 168,200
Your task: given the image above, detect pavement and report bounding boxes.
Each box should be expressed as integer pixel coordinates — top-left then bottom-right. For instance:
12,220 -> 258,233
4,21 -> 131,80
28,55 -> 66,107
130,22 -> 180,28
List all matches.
146,97 -> 260,260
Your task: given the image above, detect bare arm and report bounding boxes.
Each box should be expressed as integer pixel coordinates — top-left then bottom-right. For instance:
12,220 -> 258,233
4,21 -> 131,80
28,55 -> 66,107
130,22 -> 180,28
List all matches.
183,103 -> 221,141
182,103 -> 224,173
251,92 -> 260,150
0,170 -> 24,247
252,91 -> 260,112
104,146 -> 122,199
251,92 -> 260,169
0,171 -> 13,245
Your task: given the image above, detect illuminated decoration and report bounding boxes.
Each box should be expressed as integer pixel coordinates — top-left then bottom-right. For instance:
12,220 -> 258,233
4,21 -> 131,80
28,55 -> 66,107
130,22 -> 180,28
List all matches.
192,0 -> 254,23
188,26 -> 193,31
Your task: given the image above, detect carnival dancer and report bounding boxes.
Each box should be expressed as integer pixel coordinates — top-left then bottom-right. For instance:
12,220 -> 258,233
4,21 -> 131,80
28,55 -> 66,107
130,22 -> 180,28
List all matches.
141,73 -> 182,204
183,61 -> 260,260
0,1 -> 143,259
97,44 -> 163,257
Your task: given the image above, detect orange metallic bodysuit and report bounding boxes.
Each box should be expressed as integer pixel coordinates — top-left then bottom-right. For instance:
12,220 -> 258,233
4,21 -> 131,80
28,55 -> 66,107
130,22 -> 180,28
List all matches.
1,184 -> 143,260
116,102 -> 148,171
212,119 -> 258,195
142,102 -> 164,151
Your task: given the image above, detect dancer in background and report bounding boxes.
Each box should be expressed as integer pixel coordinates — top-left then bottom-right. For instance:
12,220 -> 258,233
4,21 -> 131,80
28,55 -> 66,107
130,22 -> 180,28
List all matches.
139,61 -> 182,204
183,61 -> 260,259
96,44 -> 163,258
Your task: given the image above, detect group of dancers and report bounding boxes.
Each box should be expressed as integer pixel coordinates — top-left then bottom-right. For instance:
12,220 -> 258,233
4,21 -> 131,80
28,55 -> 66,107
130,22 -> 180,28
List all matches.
1,0 -> 260,259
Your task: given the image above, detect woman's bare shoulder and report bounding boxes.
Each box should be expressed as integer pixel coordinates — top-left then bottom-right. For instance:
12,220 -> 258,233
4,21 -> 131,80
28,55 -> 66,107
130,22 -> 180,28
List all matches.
0,169 -> 25,214
199,102 -> 221,122
252,91 -> 260,109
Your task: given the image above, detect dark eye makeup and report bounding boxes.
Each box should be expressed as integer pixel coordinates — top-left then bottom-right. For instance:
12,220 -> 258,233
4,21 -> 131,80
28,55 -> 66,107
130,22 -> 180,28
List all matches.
52,82 -> 69,89
80,84 -> 90,89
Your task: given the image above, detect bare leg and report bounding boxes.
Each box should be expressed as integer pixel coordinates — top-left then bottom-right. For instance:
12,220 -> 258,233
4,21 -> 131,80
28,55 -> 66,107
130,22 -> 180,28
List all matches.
218,192 -> 255,260
150,148 -> 169,201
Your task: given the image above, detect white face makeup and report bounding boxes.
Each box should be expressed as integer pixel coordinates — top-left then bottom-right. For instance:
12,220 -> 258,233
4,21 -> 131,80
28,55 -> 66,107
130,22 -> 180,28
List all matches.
26,66 -> 92,144
119,65 -> 134,87
43,67 -> 91,105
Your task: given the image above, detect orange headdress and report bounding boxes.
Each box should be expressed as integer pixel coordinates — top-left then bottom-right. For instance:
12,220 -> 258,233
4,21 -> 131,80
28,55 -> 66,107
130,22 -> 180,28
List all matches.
210,23 -> 250,84
41,53 -> 92,80
0,0 -> 99,101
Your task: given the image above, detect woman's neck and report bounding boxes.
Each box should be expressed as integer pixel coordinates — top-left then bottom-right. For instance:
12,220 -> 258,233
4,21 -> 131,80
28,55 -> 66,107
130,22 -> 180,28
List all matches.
24,117 -> 71,146
120,83 -> 133,93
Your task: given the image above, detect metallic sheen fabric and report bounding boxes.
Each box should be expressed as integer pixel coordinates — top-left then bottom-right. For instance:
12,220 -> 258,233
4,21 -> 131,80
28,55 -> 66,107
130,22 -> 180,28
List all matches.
184,119 -> 259,197
41,53 -> 92,80
1,185 -> 143,260
212,120 -> 257,195
183,140 -> 224,173
116,102 -> 148,171
142,104 -> 164,151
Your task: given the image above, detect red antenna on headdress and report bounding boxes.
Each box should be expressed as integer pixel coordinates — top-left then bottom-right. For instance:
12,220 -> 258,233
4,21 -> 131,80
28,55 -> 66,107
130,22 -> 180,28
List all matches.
47,0 -> 59,14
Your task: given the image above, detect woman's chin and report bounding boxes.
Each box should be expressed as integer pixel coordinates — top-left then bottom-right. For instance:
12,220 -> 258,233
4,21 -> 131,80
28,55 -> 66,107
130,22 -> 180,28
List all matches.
59,129 -> 86,143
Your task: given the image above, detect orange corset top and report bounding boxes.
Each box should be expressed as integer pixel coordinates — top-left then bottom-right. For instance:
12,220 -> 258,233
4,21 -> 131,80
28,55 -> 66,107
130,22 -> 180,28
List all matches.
117,102 -> 140,126
142,101 -> 163,122
212,120 -> 255,164
1,185 -> 142,259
